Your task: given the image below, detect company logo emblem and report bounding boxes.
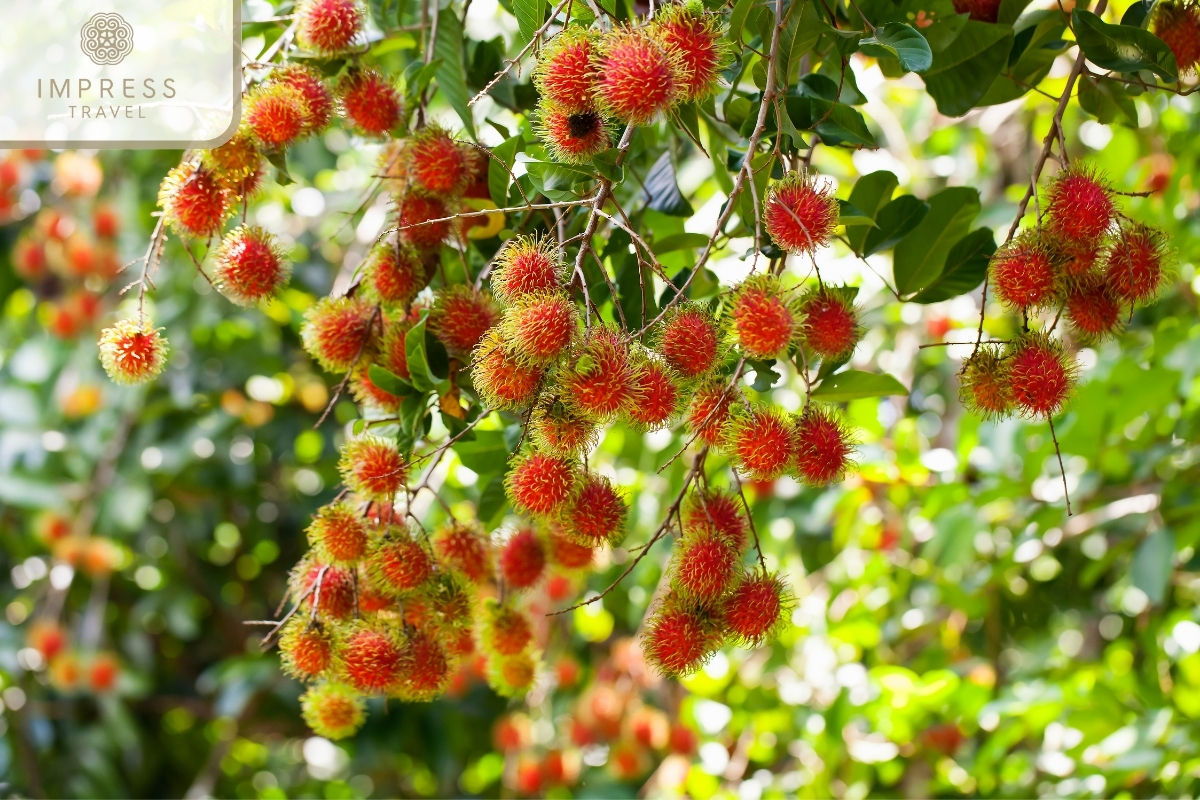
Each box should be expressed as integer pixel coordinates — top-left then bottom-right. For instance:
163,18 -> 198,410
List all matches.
80,13 -> 135,66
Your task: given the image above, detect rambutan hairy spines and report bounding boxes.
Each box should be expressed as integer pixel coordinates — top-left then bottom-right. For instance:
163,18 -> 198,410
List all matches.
212,225 -> 292,306
406,572 -> 475,638
368,528 -> 434,594
339,69 -> 403,137
1105,222 -> 1170,306
403,125 -> 474,197
534,28 -> 600,115
792,405 -> 856,487
593,26 -> 685,124
671,524 -> 739,602
1154,0 -> 1200,75
202,126 -> 262,193
398,192 -> 453,251
505,450 -> 580,517
297,0 -> 363,55
654,303 -> 721,379
362,240 -> 425,308
989,232 -> 1060,311
499,527 -> 548,590
270,64 -> 335,134
641,595 -> 724,677
301,683 -> 366,740
686,377 -> 736,446
158,163 -> 231,239
481,600 -> 535,656
559,327 -> 639,421
1006,333 -> 1078,418
547,524 -> 595,569
244,83 -> 310,150
98,319 -> 169,385
340,624 -> 409,695
1066,274 -> 1123,342
625,359 -> 682,431
471,329 -> 545,411
499,291 -> 579,365
562,473 -> 627,546
728,274 -> 802,360
293,562 -> 357,620
338,435 -> 408,501
301,295 -> 378,373
682,489 -> 748,552
800,286 -> 862,361
1044,164 -> 1116,244
535,104 -> 613,164
721,570 -> 793,648
350,323 -> 412,411
959,347 -> 1014,420
307,502 -> 370,565
491,235 -> 568,302
530,401 -> 598,456
394,631 -> 453,701
487,651 -> 538,697
652,3 -> 730,101
280,618 -> 336,680
430,285 -> 500,357
432,519 -> 494,583
764,171 -> 839,254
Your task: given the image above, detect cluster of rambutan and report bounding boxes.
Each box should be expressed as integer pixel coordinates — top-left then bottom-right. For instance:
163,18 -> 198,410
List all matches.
960,165 -> 1170,421
532,2 -> 729,162
30,510 -> 123,576
25,620 -> 122,695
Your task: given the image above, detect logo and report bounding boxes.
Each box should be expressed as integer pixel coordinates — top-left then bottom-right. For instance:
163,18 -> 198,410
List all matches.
80,13 -> 135,66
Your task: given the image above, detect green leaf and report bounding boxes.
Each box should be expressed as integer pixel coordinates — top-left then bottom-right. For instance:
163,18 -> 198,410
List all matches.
785,97 -> 876,147
728,0 -> 759,44
488,135 -> 522,207
837,200 -> 876,227
781,0 -> 822,81
396,392 -> 428,454
525,161 -> 594,194
652,233 -> 712,255
643,152 -> 693,217
1072,9 -> 1178,81
1121,0 -> 1155,28
434,9 -> 477,138
978,11 -> 1067,105
453,430 -> 511,476
266,149 -> 293,186
1132,528 -> 1175,604
367,364 -> 415,397
892,186 -> 980,296
368,0 -> 406,30
514,0 -> 548,44
1078,74 -> 1139,125
592,149 -> 625,183
845,170 -> 898,253
812,369 -> 909,401
997,0 -> 1032,24
748,359 -> 781,392
404,316 -> 448,394
921,20 -> 1014,116
863,195 -> 929,256
910,227 -> 995,303
859,23 -> 933,73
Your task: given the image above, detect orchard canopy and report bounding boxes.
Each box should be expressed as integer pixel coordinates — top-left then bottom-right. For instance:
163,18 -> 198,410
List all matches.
2,0 -> 1200,795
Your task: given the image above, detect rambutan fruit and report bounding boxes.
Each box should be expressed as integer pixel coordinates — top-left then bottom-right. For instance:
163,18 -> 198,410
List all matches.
12,235 -> 46,281
800,286 -> 861,361
505,450 -> 579,517
432,519 -> 494,583
357,587 -> 393,615
500,291 -> 579,365
482,600 -> 535,656
671,525 -> 739,602
394,631 -> 452,701
244,83 -> 310,149
361,239 -> 425,308
728,274 -> 801,359
307,502 -> 370,565
721,570 -> 792,647
1045,165 -> 1116,244
534,28 -> 599,114
546,572 -> 577,603
547,525 -> 595,569
88,652 -> 120,692
625,359 -> 682,430
271,64 -> 335,134
641,595 -> 723,677
339,69 -> 402,137
1154,0 -> 1200,75
404,125 -> 474,197
654,303 -> 721,379
211,225 -> 291,306
958,347 -> 1014,420
950,0 -> 1000,21
1105,222 -> 1169,305
989,232 -> 1060,311
430,285 -> 500,356
397,192 -> 452,250
559,327 -> 638,421
764,171 -> 839,255
338,435 -> 408,501
296,0 -> 363,54
158,163 -> 231,238
681,489 -> 748,551
562,473 -> 627,546
1054,238 -> 1105,282
686,377 -> 736,446
98,319 -> 168,385
340,624 -> 408,694
1006,333 -> 1077,418
535,103 -> 613,164
725,406 -> 797,481
280,617 -> 336,680
202,126 -> 262,194
491,235 -> 568,302
530,401 -> 598,456
593,26 -> 684,124
471,329 -> 545,411
295,563 -> 357,619
792,405 -> 855,487
407,573 -> 474,637
28,621 -> 67,660
367,528 -> 434,594
301,295 -> 377,373
1066,274 -> 1123,342
499,528 -> 548,590
487,651 -> 538,697
300,683 -> 366,740
652,3 -> 729,101
350,322 -> 411,411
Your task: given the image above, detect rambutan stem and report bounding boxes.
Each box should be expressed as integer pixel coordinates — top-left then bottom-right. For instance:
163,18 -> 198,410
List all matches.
313,304 -> 382,429
467,0 -> 575,107
732,470 -> 767,571
1048,416 -> 1073,516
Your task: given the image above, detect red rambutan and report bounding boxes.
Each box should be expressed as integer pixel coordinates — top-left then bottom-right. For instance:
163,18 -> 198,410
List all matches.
339,69 -> 402,137
202,126 -> 262,194
398,192 -> 452,250
301,295 -> 378,372
1105,222 -> 1169,305
98,319 -> 169,385
280,618 -> 335,679
562,473 -> 627,546
792,405 -> 855,486
296,0 -> 363,54
430,285 -> 500,356
681,489 -> 748,551
1154,0 -> 1200,75
1055,238 -> 1104,281
500,291 -> 579,364
499,528 -> 548,590
28,622 -> 67,660
653,4 -> 729,101
534,28 -> 599,114
535,104 -> 612,164
12,235 -> 46,280
593,26 -> 684,124
1045,165 -> 1116,244
404,125 -> 474,197
407,573 -> 474,637
296,563 -> 357,619
1066,274 -> 1123,341
307,502 -> 370,564
338,435 -> 408,501
671,525 -> 739,602
950,0 -> 1001,22
471,329 -> 545,411
989,232 -> 1060,311
559,327 -> 638,420
362,239 -> 425,308
301,683 -> 366,740
212,225 -> 291,306
158,163 -> 231,238
89,653 -> 120,693
728,274 -> 801,359
491,235 -> 568,301
764,171 -> 839,254
686,377 -> 736,446
725,406 -> 796,481
432,519 -> 494,583
341,625 -> 408,694
655,303 -> 720,379
244,83 -> 310,149
530,401 -> 598,456
547,525 -> 595,569
506,450 -> 579,517
959,347 -> 1014,420
800,286 -> 861,361
1006,333 -> 1077,418
482,600 -> 534,656
641,595 -> 723,677
271,64 -> 335,134
395,631 -> 452,701
368,529 -> 434,594
721,570 -> 792,647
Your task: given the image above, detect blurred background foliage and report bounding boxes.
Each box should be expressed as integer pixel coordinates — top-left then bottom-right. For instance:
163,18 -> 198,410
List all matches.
1,0 -> 1200,797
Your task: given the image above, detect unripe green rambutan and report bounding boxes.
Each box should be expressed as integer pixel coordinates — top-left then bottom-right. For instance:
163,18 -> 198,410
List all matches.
486,651 -> 538,697
727,274 -> 801,360
959,347 -> 1014,420
430,285 -> 500,357
685,377 -> 736,446
990,232 -> 1060,311
792,405 -> 855,487
339,69 -> 402,137
98,318 -> 169,385
481,599 -> 535,656
1044,164 -> 1116,244
403,124 -> 474,197
297,0 -> 363,54
432,519 -> 494,583
624,359 -> 682,430
799,286 -> 861,361
641,594 -> 723,677
499,527 -> 548,590
499,291 -> 579,365
593,26 -> 685,124
670,524 -> 738,602
652,3 -> 730,102
505,450 -> 579,517
1006,333 -> 1077,418
491,235 -> 568,302
653,302 -> 721,379
350,321 -> 411,412
398,192 -> 453,250
300,682 -> 366,739
307,502 -> 370,564
212,225 -> 291,306
301,296 -> 378,373
367,526 -> 434,594
158,162 -> 231,238
244,83 -> 310,149
534,28 -> 600,115
724,405 -> 796,481
559,327 -> 638,421
1105,222 -> 1170,306
764,171 -> 839,255
535,103 -> 613,164
682,489 -> 748,551
562,473 -> 627,546
530,401 -> 598,456
721,570 -> 792,647
471,329 -> 545,411
280,618 -> 337,680
338,435 -> 408,501
361,239 -> 425,308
